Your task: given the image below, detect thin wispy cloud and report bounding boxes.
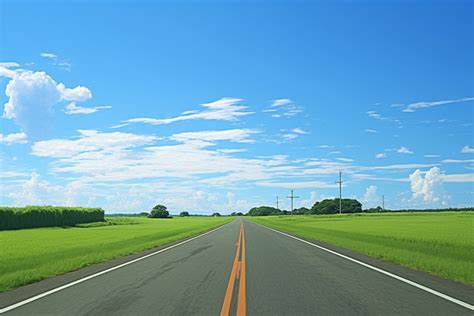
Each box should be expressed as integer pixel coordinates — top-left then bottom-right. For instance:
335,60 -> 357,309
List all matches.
403,97 -> 474,112
397,146 -> 414,154
124,97 -> 253,126
64,102 -> 111,115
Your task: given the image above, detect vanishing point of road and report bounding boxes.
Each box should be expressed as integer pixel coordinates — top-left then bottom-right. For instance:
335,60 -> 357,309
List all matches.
0,219 -> 473,315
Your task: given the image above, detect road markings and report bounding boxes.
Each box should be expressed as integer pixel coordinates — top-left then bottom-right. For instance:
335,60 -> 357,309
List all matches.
0,223 -> 231,314
256,223 -> 474,311
220,222 -> 247,316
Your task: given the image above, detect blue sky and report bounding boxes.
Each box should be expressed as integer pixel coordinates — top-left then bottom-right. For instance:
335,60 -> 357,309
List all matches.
0,0 -> 473,214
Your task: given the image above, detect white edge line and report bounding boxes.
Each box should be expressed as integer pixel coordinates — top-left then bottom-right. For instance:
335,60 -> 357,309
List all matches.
253,222 -> 474,311
0,222 -> 232,314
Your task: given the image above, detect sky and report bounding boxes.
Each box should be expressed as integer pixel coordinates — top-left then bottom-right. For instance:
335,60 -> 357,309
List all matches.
0,0 -> 473,214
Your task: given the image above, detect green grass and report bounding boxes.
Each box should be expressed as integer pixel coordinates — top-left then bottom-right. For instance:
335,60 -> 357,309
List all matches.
0,216 -> 232,292
248,212 -> 474,285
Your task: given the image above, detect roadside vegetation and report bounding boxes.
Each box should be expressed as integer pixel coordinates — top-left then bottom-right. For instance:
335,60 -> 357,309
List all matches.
0,216 -> 232,292
248,212 -> 474,285
0,206 -> 104,230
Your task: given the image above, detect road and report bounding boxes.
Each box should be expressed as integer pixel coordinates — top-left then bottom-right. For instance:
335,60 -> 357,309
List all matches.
0,219 -> 472,315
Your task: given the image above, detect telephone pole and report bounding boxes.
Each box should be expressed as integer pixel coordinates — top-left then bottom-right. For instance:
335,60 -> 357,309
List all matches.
335,171 -> 343,214
275,196 -> 280,210
287,190 -> 299,215
382,195 -> 385,212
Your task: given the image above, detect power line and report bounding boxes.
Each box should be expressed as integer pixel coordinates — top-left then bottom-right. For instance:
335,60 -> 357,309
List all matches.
335,171 -> 343,214
287,190 -> 299,215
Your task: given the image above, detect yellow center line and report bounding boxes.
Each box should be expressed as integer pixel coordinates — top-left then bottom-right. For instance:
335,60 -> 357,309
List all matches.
220,222 -> 247,316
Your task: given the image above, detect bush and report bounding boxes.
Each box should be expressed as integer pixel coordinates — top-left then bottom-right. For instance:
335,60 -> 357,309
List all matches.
0,206 -> 105,230
180,211 -> 190,217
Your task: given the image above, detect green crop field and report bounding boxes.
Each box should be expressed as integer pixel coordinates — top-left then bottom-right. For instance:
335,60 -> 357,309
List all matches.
248,212 -> 474,285
0,216 -> 232,292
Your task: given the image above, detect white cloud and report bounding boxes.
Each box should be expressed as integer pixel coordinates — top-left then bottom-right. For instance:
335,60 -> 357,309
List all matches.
40,52 -> 58,60
291,128 -> 309,134
375,152 -> 387,159
32,130 -> 158,158
170,129 -> 258,144
397,146 -> 414,154
257,181 -> 338,189
336,157 -> 354,162
365,129 -> 378,133
461,145 -> 474,154
0,132 -> 28,145
282,133 -> 298,140
0,62 -> 20,78
367,111 -> 381,119
362,185 -> 379,208
403,97 -> 474,113
2,70 -> 92,137
125,97 -> 252,125
300,191 -> 317,208
64,102 -> 111,115
424,154 -> 440,158
57,83 -> 92,102
271,98 -> 292,107
318,145 -> 334,149
441,173 -> 474,183
409,167 -> 446,204
8,172 -> 60,205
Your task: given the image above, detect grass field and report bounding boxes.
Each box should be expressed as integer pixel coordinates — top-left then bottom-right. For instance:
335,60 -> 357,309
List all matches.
248,212 -> 474,285
0,216 -> 232,292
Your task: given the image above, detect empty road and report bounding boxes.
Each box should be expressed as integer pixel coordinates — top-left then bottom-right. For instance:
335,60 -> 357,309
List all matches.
0,219 -> 472,315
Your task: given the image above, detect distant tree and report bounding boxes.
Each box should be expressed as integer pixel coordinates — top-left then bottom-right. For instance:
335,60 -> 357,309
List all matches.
212,212 -> 222,217
180,211 -> 190,217
365,206 -> 384,213
311,199 -> 362,214
293,207 -> 310,215
236,212 -> 244,216
247,206 -> 281,216
149,204 -> 170,218
139,212 -> 149,217
230,212 -> 237,216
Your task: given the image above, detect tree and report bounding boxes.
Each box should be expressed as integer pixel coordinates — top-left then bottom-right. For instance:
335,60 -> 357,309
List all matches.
212,212 -> 221,217
293,207 -> 310,215
247,206 -> 281,216
311,199 -> 362,214
230,212 -> 237,216
180,211 -> 190,217
148,204 -> 170,218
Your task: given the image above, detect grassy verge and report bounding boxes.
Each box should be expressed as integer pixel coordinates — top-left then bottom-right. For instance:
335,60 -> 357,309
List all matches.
0,216 -> 232,292
247,212 -> 474,285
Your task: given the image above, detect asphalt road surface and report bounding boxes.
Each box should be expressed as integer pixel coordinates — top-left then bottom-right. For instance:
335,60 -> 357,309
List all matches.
0,219 -> 473,315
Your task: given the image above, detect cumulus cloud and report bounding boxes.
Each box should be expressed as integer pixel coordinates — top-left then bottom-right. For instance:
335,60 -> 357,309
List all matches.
375,152 -> 387,159
409,167 -> 446,204
125,97 -> 252,126
2,69 -> 92,137
0,132 -> 28,145
362,185 -> 379,208
403,97 -> 474,113
397,146 -> 414,154
64,102 -> 111,115
461,145 -> 474,154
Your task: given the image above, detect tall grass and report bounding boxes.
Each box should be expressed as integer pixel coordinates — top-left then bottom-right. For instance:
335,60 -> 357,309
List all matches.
248,212 -> 474,285
0,206 -> 105,230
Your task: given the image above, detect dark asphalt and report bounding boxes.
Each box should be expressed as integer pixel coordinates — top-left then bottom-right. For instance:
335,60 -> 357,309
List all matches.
0,219 -> 472,315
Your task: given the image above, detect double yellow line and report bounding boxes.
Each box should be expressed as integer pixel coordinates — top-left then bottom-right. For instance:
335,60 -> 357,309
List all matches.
220,222 -> 247,316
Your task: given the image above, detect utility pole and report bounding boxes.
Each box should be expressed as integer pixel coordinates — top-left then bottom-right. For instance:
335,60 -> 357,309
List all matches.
275,196 -> 280,210
382,195 -> 385,212
335,171 -> 343,214
287,190 -> 299,215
